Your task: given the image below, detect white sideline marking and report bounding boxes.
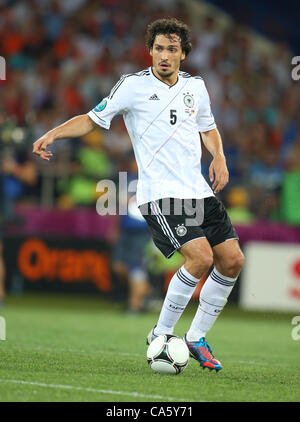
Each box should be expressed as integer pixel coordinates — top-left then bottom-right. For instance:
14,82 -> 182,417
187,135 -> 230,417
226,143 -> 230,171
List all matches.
0,379 -> 194,402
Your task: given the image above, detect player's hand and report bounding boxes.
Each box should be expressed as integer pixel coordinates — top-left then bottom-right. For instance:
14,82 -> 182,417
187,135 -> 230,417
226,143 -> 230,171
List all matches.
209,154 -> 229,194
32,133 -> 55,161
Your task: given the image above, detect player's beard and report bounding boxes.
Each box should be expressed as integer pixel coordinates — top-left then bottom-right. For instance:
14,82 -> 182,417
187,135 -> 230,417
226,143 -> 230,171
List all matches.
156,68 -> 175,80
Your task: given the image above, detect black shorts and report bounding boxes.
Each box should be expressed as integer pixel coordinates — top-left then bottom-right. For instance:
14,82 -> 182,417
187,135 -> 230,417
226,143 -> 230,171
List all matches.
139,196 -> 239,259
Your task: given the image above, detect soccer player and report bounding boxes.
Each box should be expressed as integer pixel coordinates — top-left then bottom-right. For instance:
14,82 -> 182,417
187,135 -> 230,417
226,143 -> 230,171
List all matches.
33,18 -> 244,372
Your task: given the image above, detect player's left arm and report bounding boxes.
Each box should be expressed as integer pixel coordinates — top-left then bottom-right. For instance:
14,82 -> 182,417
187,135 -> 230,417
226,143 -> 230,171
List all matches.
201,128 -> 229,194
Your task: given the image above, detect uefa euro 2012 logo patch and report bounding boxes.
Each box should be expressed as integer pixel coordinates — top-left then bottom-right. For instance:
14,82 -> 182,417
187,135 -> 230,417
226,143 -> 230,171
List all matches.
94,99 -> 107,112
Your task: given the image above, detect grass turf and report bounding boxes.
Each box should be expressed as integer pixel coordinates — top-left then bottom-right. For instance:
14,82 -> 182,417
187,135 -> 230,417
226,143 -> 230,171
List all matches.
0,293 -> 299,402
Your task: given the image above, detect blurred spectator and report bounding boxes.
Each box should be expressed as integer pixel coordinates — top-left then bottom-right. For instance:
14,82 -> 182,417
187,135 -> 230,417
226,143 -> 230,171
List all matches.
2,146 -> 38,217
284,133 -> 300,171
225,186 -> 255,225
189,16 -> 221,74
0,142 -> 37,305
56,128 -> 112,208
247,147 -> 283,220
102,117 -> 132,169
110,154 -> 152,313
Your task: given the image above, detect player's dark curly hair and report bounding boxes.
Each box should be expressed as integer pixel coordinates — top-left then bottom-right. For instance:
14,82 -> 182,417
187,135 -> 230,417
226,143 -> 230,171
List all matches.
145,18 -> 192,57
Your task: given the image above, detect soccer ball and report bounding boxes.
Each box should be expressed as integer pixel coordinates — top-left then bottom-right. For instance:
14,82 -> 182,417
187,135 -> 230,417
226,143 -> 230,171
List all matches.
146,334 -> 190,375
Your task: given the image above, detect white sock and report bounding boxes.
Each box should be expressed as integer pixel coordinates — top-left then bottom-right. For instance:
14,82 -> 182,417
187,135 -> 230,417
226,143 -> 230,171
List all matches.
155,265 -> 199,336
186,267 -> 238,341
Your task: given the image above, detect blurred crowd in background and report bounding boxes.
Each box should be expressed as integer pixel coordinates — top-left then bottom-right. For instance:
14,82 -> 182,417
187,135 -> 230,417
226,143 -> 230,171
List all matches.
1,0 -> 300,227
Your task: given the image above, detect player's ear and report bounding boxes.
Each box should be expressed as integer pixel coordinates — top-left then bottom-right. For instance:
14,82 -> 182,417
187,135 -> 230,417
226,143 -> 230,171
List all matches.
181,51 -> 186,61
150,48 -> 153,57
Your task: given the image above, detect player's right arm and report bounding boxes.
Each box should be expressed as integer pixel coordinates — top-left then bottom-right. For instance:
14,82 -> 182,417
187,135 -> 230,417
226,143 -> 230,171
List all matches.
33,74 -> 132,161
33,114 -> 97,161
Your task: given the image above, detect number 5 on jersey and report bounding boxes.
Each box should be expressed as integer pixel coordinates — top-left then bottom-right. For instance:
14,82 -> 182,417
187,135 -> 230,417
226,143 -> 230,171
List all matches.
170,109 -> 177,125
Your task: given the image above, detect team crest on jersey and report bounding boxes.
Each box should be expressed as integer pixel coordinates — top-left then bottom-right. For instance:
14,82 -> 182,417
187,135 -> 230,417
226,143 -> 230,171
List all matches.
183,92 -> 194,108
175,224 -> 187,237
94,99 -> 107,112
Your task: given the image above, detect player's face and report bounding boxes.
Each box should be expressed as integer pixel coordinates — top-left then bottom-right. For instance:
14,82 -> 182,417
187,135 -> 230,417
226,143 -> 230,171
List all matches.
150,34 -> 185,83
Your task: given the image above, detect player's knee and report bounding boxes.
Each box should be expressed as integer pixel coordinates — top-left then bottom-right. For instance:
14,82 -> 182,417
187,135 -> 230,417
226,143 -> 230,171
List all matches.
233,250 -> 245,272
222,250 -> 244,277
180,238 -> 213,278
202,254 -> 214,272
236,250 -> 245,270
187,253 -> 213,279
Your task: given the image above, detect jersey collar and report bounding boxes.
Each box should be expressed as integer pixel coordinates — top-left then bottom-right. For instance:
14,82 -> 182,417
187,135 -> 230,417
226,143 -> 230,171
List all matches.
149,67 -> 179,89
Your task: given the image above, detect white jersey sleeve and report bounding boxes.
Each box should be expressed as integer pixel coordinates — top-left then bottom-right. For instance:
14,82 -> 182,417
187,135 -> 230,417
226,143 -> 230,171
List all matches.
196,80 -> 217,132
87,75 -> 131,130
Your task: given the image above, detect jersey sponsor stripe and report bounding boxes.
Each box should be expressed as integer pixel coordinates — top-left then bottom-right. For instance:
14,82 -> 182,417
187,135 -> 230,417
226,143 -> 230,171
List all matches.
146,113 -> 191,169
150,201 -> 181,249
150,202 -> 177,248
139,79 -> 190,141
150,201 -> 179,249
152,201 -> 181,248
109,76 -> 126,99
109,70 -> 150,99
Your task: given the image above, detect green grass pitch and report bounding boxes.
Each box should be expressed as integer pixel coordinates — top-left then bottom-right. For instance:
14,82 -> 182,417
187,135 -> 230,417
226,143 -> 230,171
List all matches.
0,293 -> 299,402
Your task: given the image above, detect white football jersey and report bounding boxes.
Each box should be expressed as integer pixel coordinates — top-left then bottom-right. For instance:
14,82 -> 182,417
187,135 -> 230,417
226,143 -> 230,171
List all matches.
88,67 -> 216,206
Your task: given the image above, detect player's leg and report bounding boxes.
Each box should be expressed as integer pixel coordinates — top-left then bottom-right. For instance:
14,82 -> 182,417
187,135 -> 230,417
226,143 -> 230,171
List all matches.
127,267 -> 152,313
184,197 -> 243,371
125,230 -> 152,313
152,237 -> 213,337
141,198 -> 208,343
213,238 -> 245,278
186,239 -> 244,342
112,261 -> 128,283
111,228 -> 128,280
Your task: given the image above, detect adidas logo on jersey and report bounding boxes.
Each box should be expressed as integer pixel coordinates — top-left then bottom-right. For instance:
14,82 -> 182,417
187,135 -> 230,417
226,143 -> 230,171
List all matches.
149,94 -> 160,100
